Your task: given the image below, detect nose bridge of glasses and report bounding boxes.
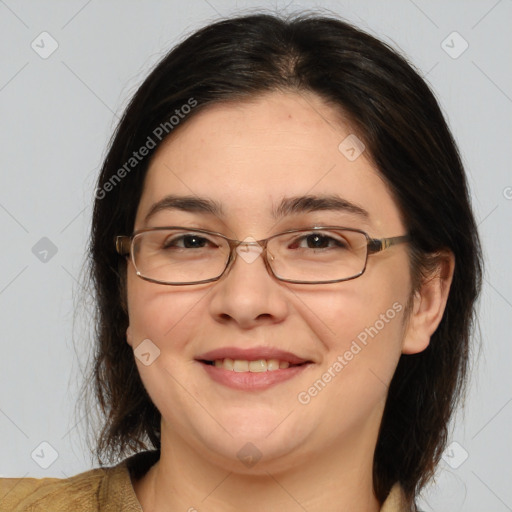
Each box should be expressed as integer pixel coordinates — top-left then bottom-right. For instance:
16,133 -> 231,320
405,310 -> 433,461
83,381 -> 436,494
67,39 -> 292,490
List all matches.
231,236 -> 266,265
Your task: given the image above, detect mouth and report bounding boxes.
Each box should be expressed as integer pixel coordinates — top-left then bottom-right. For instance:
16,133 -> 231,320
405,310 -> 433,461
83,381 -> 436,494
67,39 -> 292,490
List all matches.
195,346 -> 314,391
198,358 -> 309,372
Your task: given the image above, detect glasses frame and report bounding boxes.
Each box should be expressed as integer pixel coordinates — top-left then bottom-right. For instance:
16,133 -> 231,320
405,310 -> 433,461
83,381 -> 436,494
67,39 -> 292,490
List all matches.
115,226 -> 410,286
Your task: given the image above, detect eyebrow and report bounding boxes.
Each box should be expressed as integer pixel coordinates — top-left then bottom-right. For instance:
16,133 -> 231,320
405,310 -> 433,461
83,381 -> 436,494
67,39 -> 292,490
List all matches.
144,195 -> 224,223
272,194 -> 369,220
144,193 -> 369,224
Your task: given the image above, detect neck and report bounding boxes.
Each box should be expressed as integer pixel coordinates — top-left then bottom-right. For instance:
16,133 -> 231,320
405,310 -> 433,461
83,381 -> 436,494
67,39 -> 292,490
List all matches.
133,420 -> 382,512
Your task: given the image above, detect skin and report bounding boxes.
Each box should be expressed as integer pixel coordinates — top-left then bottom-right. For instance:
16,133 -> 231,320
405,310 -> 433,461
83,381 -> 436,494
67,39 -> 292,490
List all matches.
125,91 -> 454,512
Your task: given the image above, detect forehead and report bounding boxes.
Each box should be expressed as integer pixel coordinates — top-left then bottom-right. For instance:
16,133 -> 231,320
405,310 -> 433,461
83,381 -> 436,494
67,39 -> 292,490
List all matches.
136,91 -> 404,235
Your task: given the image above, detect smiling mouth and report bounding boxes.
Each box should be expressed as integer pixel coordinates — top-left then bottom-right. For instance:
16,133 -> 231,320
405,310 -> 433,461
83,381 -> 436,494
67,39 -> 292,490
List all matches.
198,358 -> 311,372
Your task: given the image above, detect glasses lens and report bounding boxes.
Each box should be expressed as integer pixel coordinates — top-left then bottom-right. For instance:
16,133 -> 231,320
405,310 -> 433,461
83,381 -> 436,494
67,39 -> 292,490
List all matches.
268,229 -> 368,283
132,229 -> 230,284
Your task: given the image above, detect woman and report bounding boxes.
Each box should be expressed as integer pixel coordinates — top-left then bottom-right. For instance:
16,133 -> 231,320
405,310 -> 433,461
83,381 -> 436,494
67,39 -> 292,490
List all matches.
0,12 -> 482,512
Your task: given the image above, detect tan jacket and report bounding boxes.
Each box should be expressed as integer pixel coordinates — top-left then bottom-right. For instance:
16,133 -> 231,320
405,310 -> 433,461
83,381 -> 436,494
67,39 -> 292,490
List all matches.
0,451 -> 409,511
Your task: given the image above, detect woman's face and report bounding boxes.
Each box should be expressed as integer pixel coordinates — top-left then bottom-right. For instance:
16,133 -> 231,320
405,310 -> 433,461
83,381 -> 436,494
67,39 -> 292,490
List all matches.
126,91 -> 416,472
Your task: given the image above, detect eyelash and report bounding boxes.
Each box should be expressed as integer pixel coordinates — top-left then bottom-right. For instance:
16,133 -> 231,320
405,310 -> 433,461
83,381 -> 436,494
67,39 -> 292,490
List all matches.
161,231 -> 350,250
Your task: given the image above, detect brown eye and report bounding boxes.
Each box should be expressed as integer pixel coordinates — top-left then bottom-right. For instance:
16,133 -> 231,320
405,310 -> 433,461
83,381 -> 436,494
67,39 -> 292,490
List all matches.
163,234 -> 211,249
289,233 -> 349,250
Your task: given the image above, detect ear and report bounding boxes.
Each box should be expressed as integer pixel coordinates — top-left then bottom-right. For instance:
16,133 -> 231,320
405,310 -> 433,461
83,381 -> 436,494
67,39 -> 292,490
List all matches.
402,251 -> 455,354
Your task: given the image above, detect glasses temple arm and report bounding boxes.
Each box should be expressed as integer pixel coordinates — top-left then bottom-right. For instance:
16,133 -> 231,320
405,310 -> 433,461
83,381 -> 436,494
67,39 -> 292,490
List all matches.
115,236 -> 131,256
367,234 -> 410,254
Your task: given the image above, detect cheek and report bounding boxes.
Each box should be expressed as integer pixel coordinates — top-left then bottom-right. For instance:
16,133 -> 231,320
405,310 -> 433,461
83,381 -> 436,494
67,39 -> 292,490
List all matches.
286,289 -> 407,449
296,289 -> 407,410
126,273 -> 211,353
290,266 -> 410,403
125,280 -> 227,436
293,280 -> 408,352
125,277 -> 212,420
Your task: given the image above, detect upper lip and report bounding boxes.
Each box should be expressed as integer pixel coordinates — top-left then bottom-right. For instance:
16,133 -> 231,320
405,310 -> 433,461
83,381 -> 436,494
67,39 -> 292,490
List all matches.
196,346 -> 312,365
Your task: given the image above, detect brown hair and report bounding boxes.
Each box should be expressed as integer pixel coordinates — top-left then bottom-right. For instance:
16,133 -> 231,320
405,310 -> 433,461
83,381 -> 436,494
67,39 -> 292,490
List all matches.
80,12 -> 482,508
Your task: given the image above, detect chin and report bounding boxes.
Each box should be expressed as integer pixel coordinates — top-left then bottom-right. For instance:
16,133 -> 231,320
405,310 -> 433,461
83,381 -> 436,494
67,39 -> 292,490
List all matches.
185,411 -> 316,473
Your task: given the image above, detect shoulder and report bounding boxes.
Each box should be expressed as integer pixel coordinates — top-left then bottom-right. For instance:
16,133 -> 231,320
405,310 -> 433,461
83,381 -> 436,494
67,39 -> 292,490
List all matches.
0,466 -> 109,512
0,450 -> 159,512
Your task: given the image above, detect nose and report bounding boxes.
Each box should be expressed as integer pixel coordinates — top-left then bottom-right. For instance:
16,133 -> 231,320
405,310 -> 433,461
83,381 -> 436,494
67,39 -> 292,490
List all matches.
207,242 -> 289,329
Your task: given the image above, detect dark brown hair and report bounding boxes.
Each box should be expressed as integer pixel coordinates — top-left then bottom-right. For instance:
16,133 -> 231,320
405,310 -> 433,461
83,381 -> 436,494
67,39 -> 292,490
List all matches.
81,12 -> 482,508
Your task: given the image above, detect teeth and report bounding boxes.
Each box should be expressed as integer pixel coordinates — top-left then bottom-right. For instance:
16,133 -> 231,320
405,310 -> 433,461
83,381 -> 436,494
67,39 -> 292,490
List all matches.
249,360 -> 267,372
212,358 -> 294,372
233,360 -> 249,372
267,359 -> 280,371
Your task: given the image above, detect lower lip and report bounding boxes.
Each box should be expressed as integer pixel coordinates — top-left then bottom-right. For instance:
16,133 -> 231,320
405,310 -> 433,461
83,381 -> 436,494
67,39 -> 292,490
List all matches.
198,362 -> 311,391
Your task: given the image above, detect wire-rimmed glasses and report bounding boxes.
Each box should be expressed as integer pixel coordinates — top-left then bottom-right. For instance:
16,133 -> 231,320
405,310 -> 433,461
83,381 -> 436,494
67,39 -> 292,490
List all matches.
115,226 -> 410,285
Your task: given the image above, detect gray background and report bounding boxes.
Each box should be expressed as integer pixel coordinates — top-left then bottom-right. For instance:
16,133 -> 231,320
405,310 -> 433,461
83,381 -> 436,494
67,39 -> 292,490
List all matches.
0,1 -> 511,510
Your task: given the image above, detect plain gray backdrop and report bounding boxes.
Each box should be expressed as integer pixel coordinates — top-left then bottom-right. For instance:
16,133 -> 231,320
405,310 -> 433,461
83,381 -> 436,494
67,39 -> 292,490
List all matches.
1,1 -> 511,511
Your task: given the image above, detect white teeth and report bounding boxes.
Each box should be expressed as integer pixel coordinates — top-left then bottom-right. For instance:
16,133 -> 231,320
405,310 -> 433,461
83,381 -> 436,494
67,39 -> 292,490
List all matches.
248,360 -> 267,372
212,358 -> 296,372
233,360 -> 249,372
223,358 -> 234,371
266,359 -> 280,371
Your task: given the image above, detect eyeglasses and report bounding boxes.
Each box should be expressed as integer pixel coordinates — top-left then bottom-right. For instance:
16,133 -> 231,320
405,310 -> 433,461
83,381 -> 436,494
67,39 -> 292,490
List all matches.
115,226 -> 410,285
